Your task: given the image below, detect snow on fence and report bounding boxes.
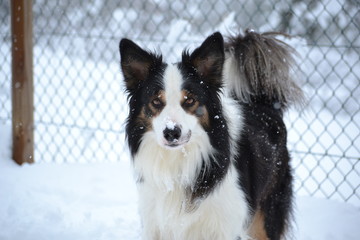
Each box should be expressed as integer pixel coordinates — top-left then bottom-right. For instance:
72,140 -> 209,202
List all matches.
0,0 -> 359,205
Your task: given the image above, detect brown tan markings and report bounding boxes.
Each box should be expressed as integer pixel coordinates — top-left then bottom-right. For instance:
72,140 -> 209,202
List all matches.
136,90 -> 166,130
249,209 -> 269,240
181,90 -> 210,127
148,90 -> 166,115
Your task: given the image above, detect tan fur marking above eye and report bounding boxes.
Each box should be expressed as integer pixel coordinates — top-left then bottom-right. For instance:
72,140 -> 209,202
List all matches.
148,90 -> 166,117
181,90 -> 210,127
154,90 -> 166,103
136,90 -> 166,131
181,90 -> 197,109
249,210 -> 269,240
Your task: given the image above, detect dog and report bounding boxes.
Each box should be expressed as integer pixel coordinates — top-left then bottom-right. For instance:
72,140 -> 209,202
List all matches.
119,30 -> 303,240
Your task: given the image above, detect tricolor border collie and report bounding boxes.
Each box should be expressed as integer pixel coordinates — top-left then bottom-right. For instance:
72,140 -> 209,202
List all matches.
119,30 -> 303,240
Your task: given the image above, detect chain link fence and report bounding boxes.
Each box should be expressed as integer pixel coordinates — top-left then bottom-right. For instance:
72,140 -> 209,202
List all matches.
1,0 -> 359,205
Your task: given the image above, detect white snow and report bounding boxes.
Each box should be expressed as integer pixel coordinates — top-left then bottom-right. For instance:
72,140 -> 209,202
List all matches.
164,117 -> 177,130
0,122 -> 359,240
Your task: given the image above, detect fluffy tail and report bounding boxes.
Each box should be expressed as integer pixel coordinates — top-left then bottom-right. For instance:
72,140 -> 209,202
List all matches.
224,29 -> 304,110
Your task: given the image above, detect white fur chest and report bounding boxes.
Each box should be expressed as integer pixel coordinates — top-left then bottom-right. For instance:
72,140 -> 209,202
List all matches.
134,145 -> 250,240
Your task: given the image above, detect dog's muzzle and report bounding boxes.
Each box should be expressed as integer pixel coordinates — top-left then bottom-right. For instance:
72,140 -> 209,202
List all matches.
163,125 -> 191,148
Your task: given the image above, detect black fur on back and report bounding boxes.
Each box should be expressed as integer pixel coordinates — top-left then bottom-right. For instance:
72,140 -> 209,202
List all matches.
235,102 -> 293,239
226,30 -> 301,239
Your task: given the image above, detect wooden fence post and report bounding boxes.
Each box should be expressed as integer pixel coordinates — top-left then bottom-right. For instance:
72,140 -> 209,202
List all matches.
11,0 -> 34,165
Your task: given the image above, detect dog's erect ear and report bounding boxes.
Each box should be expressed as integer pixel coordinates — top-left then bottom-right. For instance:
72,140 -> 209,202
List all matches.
185,32 -> 225,85
119,39 -> 158,91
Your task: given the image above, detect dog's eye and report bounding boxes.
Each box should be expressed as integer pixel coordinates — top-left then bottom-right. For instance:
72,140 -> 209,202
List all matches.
183,97 -> 196,107
151,98 -> 163,108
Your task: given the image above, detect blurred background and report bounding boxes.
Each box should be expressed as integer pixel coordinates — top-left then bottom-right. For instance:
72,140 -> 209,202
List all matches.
1,0 -> 359,206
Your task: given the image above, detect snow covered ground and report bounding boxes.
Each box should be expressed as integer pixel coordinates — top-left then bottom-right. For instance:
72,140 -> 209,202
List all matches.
0,122 -> 359,240
1,3 -> 359,238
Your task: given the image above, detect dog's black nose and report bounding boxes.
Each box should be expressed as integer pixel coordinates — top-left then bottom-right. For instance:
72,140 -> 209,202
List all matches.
163,126 -> 181,142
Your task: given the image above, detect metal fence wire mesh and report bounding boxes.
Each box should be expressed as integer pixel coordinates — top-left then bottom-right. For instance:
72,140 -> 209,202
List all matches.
0,0 -> 359,205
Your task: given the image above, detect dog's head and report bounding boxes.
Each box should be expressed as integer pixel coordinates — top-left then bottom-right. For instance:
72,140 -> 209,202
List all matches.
120,32 -> 225,155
